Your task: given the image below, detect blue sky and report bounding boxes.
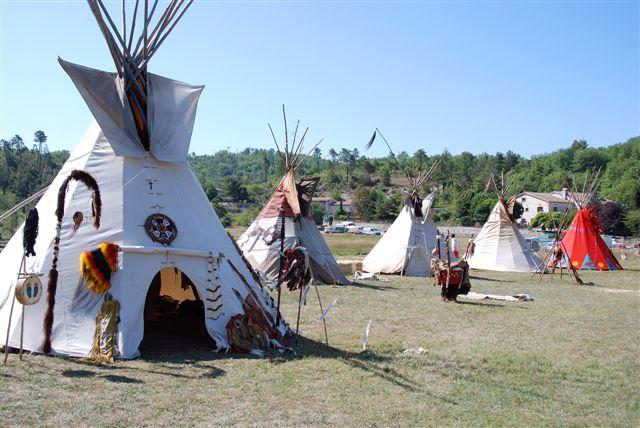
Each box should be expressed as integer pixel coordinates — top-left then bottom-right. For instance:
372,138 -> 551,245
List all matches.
0,1 -> 638,158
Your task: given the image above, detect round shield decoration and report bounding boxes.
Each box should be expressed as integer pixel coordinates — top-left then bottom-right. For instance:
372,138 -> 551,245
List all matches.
15,275 -> 43,306
144,213 -> 178,245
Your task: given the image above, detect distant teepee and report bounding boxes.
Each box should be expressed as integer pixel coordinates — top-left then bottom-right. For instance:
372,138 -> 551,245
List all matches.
559,172 -> 622,271
237,107 -> 350,285
362,131 -> 439,276
468,173 -> 541,272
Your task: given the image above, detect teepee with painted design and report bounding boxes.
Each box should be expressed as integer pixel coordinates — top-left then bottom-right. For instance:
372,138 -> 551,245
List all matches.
559,174 -> 622,271
237,107 -> 350,285
0,1 -> 287,359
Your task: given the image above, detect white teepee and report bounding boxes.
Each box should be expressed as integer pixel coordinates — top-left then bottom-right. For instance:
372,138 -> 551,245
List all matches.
361,129 -> 440,276
237,109 -> 350,285
468,174 -> 541,272
0,2 -> 286,358
362,192 -> 438,276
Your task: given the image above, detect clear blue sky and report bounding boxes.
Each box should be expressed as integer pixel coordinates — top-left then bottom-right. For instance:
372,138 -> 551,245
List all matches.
0,1 -> 638,158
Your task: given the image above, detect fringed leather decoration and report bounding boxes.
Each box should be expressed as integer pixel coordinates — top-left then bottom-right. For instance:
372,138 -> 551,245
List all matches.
85,295 -> 120,363
43,170 -> 102,354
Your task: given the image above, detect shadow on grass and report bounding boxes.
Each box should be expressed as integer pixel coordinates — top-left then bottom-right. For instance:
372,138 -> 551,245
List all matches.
348,281 -> 398,291
455,300 -> 507,308
62,368 -> 144,384
469,276 -> 514,283
264,336 -> 459,403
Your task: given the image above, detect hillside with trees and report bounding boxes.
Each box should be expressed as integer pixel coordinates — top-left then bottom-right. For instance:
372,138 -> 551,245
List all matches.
1,133 -> 639,238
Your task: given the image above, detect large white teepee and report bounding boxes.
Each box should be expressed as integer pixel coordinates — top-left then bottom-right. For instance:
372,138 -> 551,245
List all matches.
362,192 -> 438,276
0,2 -> 286,358
468,174 -> 541,272
237,109 -> 350,285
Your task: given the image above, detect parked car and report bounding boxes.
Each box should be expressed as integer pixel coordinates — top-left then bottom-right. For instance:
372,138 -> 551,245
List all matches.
324,226 -> 346,234
361,227 -> 382,236
346,226 -> 363,234
338,221 -> 356,227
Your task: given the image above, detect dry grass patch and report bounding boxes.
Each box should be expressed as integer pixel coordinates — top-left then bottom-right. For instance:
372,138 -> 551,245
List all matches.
2,234 -> 638,427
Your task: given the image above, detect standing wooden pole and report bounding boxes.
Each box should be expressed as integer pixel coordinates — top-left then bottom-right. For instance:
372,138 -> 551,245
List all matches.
314,282 -> 329,346
19,306 -> 25,361
444,230 -> 451,301
275,208 -> 286,325
295,284 -> 304,345
4,255 -> 25,364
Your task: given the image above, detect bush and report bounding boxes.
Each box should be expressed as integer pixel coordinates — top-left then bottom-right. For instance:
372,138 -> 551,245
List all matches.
624,209 -> 640,237
232,208 -> 260,227
531,211 -> 571,230
212,200 -> 232,227
310,204 -> 325,225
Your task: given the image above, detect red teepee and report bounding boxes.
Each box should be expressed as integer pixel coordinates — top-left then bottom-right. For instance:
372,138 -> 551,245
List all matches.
561,205 -> 622,271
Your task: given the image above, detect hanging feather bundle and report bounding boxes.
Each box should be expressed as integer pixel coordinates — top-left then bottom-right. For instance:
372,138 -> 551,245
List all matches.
281,246 -> 311,292
23,208 -> 39,257
364,130 -> 376,151
80,242 -> 119,294
43,169 -> 102,354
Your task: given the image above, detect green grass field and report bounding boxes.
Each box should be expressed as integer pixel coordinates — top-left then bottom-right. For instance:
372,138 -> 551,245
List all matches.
1,232 -> 638,426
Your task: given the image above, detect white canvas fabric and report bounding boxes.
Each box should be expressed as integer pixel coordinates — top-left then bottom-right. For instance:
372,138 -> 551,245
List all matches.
0,64 -> 283,357
237,216 -> 350,285
468,201 -> 541,272
60,59 -> 203,163
362,193 -> 438,277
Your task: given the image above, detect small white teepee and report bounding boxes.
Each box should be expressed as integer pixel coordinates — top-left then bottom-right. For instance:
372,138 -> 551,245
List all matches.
361,129 -> 440,277
468,173 -> 541,272
0,1 -> 286,358
237,108 -> 350,285
362,192 -> 438,276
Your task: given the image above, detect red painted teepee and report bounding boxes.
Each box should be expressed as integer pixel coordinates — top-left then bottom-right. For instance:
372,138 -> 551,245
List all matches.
561,205 -> 622,270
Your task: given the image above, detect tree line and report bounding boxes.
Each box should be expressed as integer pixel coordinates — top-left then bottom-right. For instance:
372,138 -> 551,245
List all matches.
1,132 -> 639,238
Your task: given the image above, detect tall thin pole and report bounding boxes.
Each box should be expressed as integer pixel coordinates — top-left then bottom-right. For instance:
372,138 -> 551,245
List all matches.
295,284 -> 303,345
314,282 -> 329,346
4,255 -> 25,364
275,208 -> 286,325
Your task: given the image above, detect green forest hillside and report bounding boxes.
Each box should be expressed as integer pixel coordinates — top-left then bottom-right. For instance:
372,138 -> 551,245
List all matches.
1,133 -> 639,238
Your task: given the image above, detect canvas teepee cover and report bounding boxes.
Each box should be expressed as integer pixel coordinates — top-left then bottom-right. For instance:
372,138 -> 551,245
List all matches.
468,173 -> 541,272
560,205 -> 622,270
468,199 -> 541,272
0,2 -> 286,358
362,192 -> 437,276
237,112 -> 350,285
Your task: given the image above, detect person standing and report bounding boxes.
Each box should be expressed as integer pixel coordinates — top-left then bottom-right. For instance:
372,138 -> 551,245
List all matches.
451,233 -> 460,260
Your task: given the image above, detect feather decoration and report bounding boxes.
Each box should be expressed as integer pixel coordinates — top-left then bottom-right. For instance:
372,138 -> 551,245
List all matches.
319,298 -> 339,321
365,130 -> 376,150
298,281 -> 312,309
362,319 -> 372,352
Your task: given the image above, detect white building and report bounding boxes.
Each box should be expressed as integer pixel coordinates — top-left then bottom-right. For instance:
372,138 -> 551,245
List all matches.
514,189 -> 582,225
311,196 -> 354,214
